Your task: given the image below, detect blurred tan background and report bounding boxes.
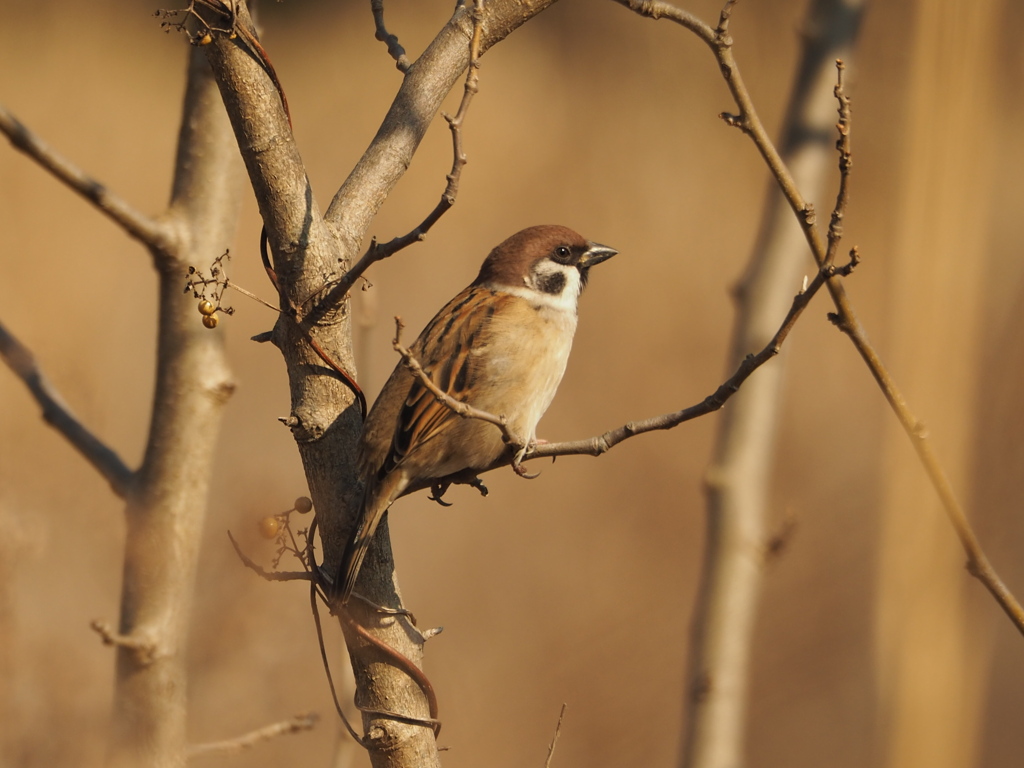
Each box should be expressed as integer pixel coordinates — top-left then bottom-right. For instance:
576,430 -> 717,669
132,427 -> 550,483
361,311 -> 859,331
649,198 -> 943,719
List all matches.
2,0 -> 1024,766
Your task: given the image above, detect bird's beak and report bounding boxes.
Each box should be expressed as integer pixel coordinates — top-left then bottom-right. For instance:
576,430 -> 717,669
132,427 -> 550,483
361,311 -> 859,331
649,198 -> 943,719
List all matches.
579,241 -> 618,269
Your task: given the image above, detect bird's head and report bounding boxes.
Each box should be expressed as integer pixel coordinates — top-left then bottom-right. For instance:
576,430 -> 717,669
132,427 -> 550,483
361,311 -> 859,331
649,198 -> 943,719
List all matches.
474,225 -> 618,311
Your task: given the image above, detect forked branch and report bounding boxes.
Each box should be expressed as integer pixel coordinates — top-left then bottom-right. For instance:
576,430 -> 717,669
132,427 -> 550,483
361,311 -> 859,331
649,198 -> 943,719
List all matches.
313,0 -> 487,324
614,0 -> 1024,636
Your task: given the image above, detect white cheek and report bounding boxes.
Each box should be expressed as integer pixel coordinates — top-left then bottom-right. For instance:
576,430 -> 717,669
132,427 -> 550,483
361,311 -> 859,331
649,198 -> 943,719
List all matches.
528,262 -> 582,312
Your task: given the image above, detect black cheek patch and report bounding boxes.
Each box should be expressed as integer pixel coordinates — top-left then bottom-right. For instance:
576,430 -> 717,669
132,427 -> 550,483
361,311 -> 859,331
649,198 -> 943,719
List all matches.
536,271 -> 567,295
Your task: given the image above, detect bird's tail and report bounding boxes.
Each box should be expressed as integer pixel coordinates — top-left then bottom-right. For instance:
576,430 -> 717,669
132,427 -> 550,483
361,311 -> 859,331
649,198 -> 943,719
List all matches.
338,472 -> 404,605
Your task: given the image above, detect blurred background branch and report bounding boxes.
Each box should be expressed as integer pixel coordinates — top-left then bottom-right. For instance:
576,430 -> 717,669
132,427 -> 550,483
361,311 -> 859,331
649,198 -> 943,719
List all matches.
677,2 -> 866,767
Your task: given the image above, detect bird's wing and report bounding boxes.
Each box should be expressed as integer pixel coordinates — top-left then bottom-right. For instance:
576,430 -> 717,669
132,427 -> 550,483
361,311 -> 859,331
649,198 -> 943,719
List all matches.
339,285 -> 504,604
380,285 -> 502,477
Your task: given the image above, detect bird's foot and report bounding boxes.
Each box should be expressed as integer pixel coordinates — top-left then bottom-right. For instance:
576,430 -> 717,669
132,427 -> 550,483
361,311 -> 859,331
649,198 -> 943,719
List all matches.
429,481 -> 454,506
511,442 -> 541,479
465,475 -> 489,497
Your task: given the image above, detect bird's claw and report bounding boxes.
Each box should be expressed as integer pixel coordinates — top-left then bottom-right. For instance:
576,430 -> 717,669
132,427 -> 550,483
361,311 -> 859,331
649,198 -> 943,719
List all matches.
511,443 -> 541,479
429,481 -> 454,506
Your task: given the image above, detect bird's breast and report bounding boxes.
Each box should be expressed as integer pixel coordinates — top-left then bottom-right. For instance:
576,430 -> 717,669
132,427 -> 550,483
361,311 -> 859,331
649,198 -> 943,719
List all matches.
472,296 -> 578,443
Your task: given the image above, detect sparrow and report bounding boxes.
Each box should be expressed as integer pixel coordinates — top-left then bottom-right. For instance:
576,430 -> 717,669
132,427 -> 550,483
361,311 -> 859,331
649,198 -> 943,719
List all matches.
338,224 -> 617,604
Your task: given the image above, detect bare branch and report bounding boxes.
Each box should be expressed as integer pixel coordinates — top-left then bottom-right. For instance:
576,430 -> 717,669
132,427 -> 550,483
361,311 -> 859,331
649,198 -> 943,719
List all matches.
530,255 -> 850,461
611,0 -> 714,42
684,6 -> 866,765
0,320 -> 134,497
227,531 -> 314,583
187,713 -> 319,758
338,608 -> 441,735
824,59 -> 852,266
0,104 -> 172,254
615,0 -> 1024,636
371,0 -> 411,72
544,704 -> 568,768
104,46 -> 242,768
326,0 -> 560,247
313,0 -> 487,323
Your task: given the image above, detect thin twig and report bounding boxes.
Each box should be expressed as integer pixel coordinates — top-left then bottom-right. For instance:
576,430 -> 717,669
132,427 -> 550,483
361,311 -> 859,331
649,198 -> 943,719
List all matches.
0,320 -> 134,497
529,254 -> 852,460
311,0 -> 487,324
0,104 -> 172,253
825,60 -> 852,266
227,530 -> 314,583
310,577 -> 366,746
392,316 -> 539,474
90,620 -> 158,664
187,713 -> 319,758
614,0 -> 1024,636
224,279 -> 281,311
371,0 -> 411,72
544,704 -> 568,768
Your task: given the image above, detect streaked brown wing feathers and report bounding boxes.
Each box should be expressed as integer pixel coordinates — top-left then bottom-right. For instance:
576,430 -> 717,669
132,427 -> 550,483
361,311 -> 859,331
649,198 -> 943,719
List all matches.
380,286 -> 503,476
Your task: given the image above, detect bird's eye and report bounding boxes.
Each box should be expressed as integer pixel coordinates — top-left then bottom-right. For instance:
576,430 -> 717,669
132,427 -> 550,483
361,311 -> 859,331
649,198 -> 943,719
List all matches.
554,245 -> 572,262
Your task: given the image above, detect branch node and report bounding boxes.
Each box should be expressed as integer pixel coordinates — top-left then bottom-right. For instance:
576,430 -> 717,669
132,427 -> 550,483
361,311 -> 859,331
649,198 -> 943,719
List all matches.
90,620 -> 159,664
421,626 -> 444,641
801,203 -> 816,226
719,111 -> 743,128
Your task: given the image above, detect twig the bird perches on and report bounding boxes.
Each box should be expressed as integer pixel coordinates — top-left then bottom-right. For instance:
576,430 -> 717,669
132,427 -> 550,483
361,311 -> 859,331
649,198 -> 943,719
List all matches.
530,253 -> 855,460
391,318 -> 511,435
392,317 -> 544,476
386,251 -> 853,472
